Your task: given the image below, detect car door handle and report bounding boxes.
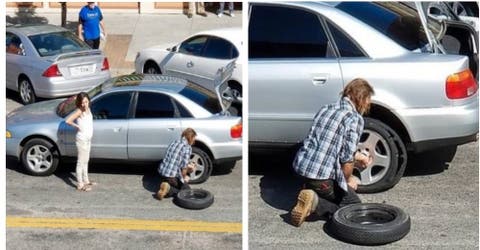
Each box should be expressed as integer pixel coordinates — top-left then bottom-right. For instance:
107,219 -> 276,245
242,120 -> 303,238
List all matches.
187,61 -> 194,68
113,127 -> 122,132
167,127 -> 175,131
312,76 -> 328,85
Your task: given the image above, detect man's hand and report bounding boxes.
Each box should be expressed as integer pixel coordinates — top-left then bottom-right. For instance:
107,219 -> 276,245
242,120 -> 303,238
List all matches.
347,176 -> 359,190
354,150 -> 373,169
184,175 -> 190,183
186,162 -> 196,174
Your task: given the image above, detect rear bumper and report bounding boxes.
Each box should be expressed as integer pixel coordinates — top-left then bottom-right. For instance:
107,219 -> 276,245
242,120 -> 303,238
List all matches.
397,97 -> 478,152
34,71 -> 110,98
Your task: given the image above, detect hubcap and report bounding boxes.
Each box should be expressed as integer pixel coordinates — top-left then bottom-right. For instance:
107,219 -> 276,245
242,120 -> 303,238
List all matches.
189,153 -> 205,181
146,67 -> 158,74
355,130 -> 391,185
20,80 -> 32,103
26,145 -> 53,172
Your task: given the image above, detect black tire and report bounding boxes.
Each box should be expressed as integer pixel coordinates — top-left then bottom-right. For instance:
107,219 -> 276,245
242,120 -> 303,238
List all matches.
188,147 -> 213,184
355,118 -> 407,193
18,77 -> 36,105
174,188 -> 214,210
228,82 -> 242,100
327,203 -> 411,246
21,138 -> 60,176
143,62 -> 161,74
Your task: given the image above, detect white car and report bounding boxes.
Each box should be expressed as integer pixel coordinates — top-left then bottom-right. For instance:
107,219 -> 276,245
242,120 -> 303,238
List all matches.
135,27 -> 242,100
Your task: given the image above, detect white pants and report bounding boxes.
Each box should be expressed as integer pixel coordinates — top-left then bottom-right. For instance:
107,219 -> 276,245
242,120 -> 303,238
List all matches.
76,138 -> 91,185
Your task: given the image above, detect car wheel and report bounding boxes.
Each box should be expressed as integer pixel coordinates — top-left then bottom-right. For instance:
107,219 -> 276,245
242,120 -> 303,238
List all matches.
355,118 -> 407,193
173,188 -> 214,210
327,203 -> 411,246
188,147 -> 213,184
21,138 -> 59,176
19,77 -> 36,105
228,82 -> 242,101
144,62 -> 161,74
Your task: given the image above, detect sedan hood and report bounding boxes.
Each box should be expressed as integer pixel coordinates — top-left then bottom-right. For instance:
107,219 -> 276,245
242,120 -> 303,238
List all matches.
7,99 -> 64,125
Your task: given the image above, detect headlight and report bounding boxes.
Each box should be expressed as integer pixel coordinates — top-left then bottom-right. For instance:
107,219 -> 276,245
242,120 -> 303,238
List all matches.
6,131 -> 12,138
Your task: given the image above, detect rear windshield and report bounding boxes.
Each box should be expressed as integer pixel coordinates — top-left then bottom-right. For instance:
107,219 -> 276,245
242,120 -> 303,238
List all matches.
29,31 -> 90,57
335,2 -> 442,51
180,83 -> 222,114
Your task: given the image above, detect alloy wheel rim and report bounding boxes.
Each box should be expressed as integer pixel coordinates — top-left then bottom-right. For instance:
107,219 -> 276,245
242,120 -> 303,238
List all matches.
189,153 -> 205,181
20,80 -> 32,103
26,145 -> 53,172
356,130 -> 391,185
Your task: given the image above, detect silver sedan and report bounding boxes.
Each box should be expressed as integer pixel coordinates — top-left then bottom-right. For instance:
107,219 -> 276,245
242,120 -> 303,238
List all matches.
6,24 -> 111,104
6,74 -> 242,183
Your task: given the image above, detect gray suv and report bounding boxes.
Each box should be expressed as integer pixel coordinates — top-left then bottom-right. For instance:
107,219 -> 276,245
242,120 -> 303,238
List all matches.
248,2 -> 479,192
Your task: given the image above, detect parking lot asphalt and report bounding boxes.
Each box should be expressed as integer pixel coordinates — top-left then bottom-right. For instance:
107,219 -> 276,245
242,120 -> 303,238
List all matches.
249,142 -> 479,249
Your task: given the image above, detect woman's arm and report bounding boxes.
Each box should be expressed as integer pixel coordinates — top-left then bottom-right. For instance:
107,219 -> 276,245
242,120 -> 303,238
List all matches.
65,109 -> 82,130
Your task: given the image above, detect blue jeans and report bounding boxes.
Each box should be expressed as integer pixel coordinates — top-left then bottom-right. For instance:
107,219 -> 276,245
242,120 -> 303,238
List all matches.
218,2 -> 234,13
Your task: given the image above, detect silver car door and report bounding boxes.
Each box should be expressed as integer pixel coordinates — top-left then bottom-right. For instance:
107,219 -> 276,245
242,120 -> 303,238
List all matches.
248,4 -> 344,144
164,35 -> 209,82
6,32 -> 26,90
88,91 -> 133,159
127,91 -> 181,160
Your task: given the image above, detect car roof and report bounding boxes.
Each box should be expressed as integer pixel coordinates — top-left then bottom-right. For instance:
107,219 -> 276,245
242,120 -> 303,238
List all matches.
193,27 -> 242,50
6,24 -> 69,36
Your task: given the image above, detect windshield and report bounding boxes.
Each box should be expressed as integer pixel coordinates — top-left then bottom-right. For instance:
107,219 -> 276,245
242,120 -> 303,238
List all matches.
29,31 -> 91,57
335,2 -> 442,51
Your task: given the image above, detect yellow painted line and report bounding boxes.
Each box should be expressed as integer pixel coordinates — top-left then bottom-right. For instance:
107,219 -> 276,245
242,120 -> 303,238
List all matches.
6,217 -> 242,234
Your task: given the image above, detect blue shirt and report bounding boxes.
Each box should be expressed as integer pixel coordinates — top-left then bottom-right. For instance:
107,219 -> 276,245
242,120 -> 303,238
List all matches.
79,5 -> 103,40
293,97 -> 364,192
158,138 -> 192,183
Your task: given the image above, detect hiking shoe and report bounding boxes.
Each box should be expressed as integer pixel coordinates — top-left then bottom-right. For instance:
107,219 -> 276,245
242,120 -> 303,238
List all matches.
157,182 -> 170,200
291,189 -> 318,227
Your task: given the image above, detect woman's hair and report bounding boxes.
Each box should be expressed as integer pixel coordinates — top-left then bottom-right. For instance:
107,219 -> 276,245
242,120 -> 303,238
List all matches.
182,128 -> 197,144
342,78 -> 375,115
75,92 -> 90,109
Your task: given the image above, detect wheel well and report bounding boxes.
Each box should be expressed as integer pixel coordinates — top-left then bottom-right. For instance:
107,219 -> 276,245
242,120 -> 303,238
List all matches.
20,135 -> 60,155
367,104 -> 411,146
193,140 -> 214,162
17,74 -> 30,88
144,60 -> 161,73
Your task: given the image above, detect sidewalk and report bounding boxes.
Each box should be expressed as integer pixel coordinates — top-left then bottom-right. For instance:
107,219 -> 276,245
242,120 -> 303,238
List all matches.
6,10 -> 242,76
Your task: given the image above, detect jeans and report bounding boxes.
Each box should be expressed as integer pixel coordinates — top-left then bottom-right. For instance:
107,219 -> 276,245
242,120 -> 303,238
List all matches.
218,2 -> 234,13
85,38 -> 100,49
76,138 -> 91,185
303,178 -> 361,217
160,176 -> 191,198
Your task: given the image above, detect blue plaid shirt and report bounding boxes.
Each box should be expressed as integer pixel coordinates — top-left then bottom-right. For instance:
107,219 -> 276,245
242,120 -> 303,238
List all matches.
158,137 -> 192,183
293,97 -> 364,192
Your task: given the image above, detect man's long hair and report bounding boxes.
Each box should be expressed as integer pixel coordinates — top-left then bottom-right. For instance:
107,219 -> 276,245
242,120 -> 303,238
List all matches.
342,78 -> 375,115
182,128 -> 197,145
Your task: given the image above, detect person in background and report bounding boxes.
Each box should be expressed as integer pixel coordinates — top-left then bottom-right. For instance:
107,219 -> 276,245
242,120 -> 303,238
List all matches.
66,92 -> 96,192
217,2 -> 235,17
78,2 -> 106,49
156,128 -> 197,200
290,78 -> 375,227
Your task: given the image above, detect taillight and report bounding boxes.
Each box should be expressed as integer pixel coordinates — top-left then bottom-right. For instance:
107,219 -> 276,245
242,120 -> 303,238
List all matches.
102,58 -> 109,71
42,64 -> 62,77
230,123 -> 242,138
446,69 -> 478,99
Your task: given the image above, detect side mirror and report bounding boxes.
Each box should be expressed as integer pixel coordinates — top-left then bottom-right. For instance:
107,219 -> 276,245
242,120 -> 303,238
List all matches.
171,46 -> 177,52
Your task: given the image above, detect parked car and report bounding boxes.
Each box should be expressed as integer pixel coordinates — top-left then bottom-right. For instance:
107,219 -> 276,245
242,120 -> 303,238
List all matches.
248,2 -> 478,193
134,27 -> 242,100
6,24 -> 111,105
6,74 -> 242,184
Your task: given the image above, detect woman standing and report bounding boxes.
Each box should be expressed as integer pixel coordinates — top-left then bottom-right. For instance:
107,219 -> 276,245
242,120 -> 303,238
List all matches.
66,92 -> 95,191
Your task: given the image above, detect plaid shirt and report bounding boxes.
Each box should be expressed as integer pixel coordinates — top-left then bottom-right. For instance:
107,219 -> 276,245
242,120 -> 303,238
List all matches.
158,137 -> 192,183
293,97 -> 364,192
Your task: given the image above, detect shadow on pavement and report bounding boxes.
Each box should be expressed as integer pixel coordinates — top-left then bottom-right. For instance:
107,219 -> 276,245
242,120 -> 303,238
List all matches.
250,145 -> 459,214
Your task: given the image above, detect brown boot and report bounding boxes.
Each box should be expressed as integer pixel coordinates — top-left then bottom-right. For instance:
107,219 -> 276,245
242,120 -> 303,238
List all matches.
156,182 -> 170,200
291,189 -> 318,227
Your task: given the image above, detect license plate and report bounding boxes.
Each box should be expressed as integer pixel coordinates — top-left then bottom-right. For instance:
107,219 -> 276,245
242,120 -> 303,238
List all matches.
70,64 -> 95,76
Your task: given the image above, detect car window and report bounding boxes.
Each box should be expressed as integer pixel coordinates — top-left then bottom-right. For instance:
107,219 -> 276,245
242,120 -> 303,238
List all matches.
173,100 -> 193,118
326,21 -> 366,58
179,83 -> 222,114
91,92 -> 132,119
249,5 -> 330,58
6,32 -> 23,55
135,92 -> 175,118
28,31 -> 90,57
178,36 -> 208,56
334,2 -> 441,51
203,36 -> 238,59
